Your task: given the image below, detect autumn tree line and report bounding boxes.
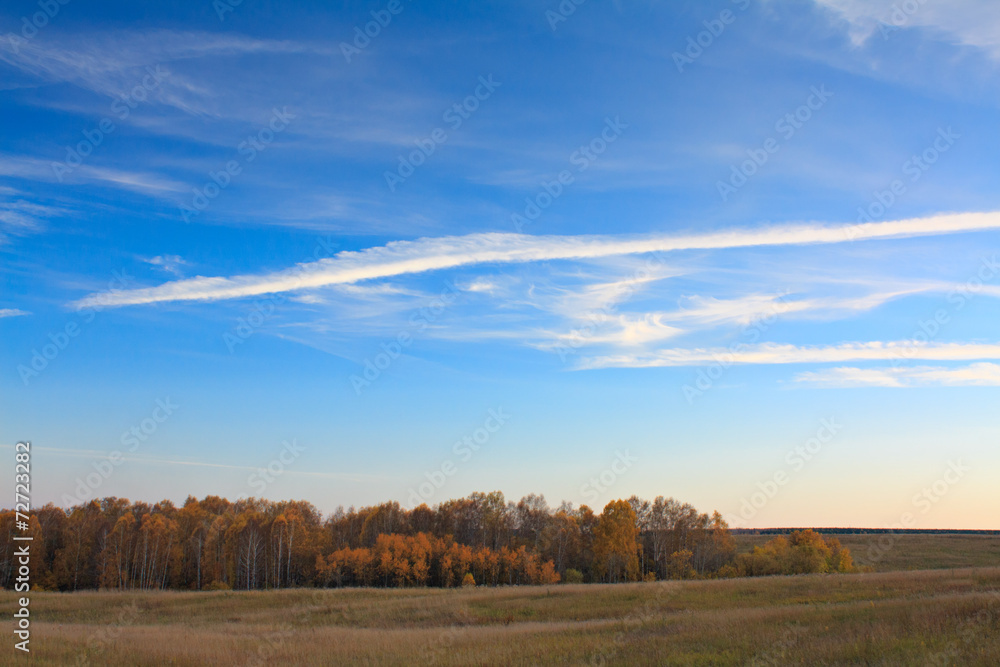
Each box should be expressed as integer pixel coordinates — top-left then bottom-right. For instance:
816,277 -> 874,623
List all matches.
0,492 -> 853,591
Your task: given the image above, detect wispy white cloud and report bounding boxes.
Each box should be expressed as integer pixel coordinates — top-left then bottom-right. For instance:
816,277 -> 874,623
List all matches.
464,277 -> 500,294
0,201 -> 45,239
531,268 -> 676,321
666,287 -> 938,328
795,362 -> 1000,387
72,211 -> 1000,308
141,254 -> 187,277
527,288 -> 923,352
533,312 -> 684,351
0,28 -> 447,161
0,154 -> 185,198
580,340 -> 1000,369
0,308 -> 30,318
0,30 -> 327,118
667,293 -> 795,328
0,185 -> 70,241
284,282 -> 447,333
813,0 -> 1000,58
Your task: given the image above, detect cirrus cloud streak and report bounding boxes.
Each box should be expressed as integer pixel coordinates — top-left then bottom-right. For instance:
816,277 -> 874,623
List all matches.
72,211 -> 1000,309
578,340 -> 1000,370
795,362 -> 1000,388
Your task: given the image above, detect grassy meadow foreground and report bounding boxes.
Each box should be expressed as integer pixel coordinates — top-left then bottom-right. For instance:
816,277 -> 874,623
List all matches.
4,565 -> 999,666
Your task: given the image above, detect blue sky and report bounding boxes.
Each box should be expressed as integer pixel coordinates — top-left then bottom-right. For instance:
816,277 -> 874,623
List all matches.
1,0 -> 999,528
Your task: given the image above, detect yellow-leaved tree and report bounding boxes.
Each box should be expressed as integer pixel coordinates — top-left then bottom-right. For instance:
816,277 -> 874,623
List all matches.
592,500 -> 640,583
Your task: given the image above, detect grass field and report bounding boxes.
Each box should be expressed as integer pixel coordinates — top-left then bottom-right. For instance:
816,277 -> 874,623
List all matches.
734,532 -> 1000,571
3,565 -> 999,665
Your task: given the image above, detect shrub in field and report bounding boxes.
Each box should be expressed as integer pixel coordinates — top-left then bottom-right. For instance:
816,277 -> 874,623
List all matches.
462,573 -> 476,587
735,530 -> 855,576
717,563 -> 739,578
668,549 -> 697,580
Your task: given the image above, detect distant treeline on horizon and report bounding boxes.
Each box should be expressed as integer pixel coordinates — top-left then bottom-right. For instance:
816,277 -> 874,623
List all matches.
733,528 -> 1000,535
3,493 -> 857,592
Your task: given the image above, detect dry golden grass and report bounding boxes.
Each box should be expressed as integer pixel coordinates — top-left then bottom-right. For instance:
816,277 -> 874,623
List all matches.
733,532 -> 1000,571
2,566 -> 999,665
